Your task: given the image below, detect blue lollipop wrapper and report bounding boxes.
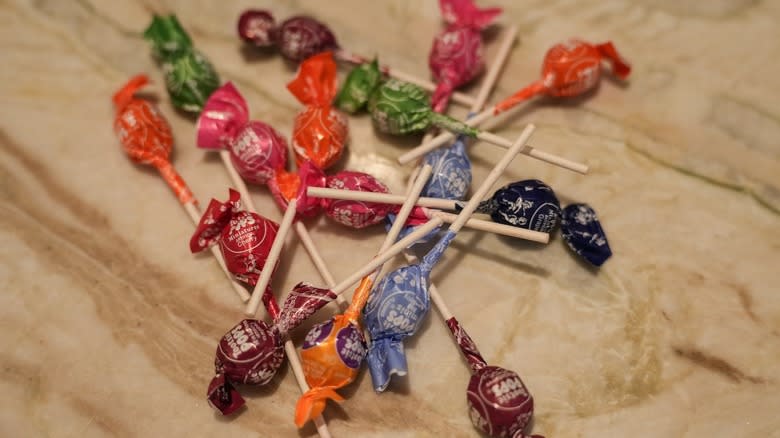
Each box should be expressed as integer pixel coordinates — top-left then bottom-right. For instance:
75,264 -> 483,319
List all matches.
561,203 -> 612,266
471,179 -> 561,233
363,231 -> 455,391
421,136 -> 472,200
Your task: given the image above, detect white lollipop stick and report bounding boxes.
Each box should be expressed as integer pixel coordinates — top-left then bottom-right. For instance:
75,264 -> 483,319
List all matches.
245,198 -> 298,316
398,112 -> 588,175
473,25 -> 518,115
449,124 -> 537,233
424,210 -> 548,244
308,187 -> 458,210
372,165 -> 434,280
335,50 -> 476,108
182,201 -> 250,303
329,218 -> 443,298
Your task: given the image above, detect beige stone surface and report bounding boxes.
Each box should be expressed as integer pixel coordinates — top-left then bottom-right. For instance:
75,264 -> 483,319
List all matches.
1,0 -> 779,436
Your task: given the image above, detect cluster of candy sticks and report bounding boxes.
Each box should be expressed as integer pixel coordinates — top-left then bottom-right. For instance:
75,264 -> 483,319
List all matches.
116,2 -> 632,435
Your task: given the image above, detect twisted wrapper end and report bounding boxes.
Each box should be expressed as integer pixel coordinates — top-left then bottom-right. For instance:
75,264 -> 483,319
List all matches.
294,386 -> 345,428
366,337 -> 408,392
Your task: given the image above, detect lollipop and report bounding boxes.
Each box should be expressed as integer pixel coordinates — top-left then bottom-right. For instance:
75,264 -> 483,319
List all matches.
237,10 -> 477,107
112,74 -> 249,302
207,282 -> 336,415
197,82 -> 288,185
429,0 -> 501,113
366,79 -> 585,174
399,38 -> 631,165
560,203 -> 612,266
363,125 -> 535,391
294,165 -> 435,427
322,171 -> 395,229
190,189 -> 280,288
143,15 -> 219,113
474,179 -> 562,233
287,52 -> 348,170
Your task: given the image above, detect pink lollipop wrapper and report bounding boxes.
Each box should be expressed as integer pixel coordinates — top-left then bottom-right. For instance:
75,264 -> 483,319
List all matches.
429,0 -> 501,113
323,171 -> 394,228
197,82 -> 288,184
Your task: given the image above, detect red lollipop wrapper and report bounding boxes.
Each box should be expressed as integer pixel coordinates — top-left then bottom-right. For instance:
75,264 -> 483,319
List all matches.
287,51 -> 348,170
494,39 -> 631,114
237,11 -> 339,63
429,0 -> 501,113
197,82 -> 288,184
323,171 -> 394,228
113,74 -> 194,204
190,189 -> 279,287
208,283 -> 337,415
268,160 -> 327,218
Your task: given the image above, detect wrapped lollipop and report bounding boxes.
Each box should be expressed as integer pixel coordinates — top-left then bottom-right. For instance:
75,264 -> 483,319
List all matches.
363,125 -> 535,391
399,38 -> 631,165
439,303 -> 540,437
237,10 -> 476,107
429,0 -> 501,113
143,15 -> 219,113
207,282 -> 336,415
287,52 -> 348,170
190,189 -> 280,288
367,79 -> 587,174
294,165 -> 435,427
112,74 -> 249,302
560,203 -> 612,267
473,179 -> 562,233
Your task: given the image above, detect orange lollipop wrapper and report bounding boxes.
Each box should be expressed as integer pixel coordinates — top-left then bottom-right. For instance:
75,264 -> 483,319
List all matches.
113,74 -> 194,204
295,277 -> 372,427
287,51 -> 348,170
493,39 -> 631,114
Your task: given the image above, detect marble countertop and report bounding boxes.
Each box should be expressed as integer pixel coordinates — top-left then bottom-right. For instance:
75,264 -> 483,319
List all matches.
2,0 -> 779,436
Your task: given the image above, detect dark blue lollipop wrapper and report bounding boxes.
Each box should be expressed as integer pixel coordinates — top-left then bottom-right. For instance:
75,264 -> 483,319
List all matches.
467,179 -> 561,233
561,203 -> 612,267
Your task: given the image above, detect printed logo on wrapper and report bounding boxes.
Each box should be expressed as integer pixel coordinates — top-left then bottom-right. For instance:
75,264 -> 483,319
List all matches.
303,319 -> 334,349
335,325 -> 367,369
467,366 -> 534,438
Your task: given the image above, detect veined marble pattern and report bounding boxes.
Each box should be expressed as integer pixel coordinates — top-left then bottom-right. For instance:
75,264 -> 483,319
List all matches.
1,0 -> 779,436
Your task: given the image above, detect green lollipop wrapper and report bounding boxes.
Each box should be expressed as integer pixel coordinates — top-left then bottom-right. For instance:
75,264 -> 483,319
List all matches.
144,15 -> 220,113
367,79 -> 478,136
335,59 -> 382,113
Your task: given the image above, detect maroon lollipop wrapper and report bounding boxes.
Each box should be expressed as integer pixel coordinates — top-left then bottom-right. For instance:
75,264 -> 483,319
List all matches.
207,373 -> 245,415
238,10 -> 339,63
446,317 -> 487,373
467,366 -> 535,438
324,171 -> 394,228
190,189 -> 280,287
208,318 -> 284,415
277,282 -> 338,335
